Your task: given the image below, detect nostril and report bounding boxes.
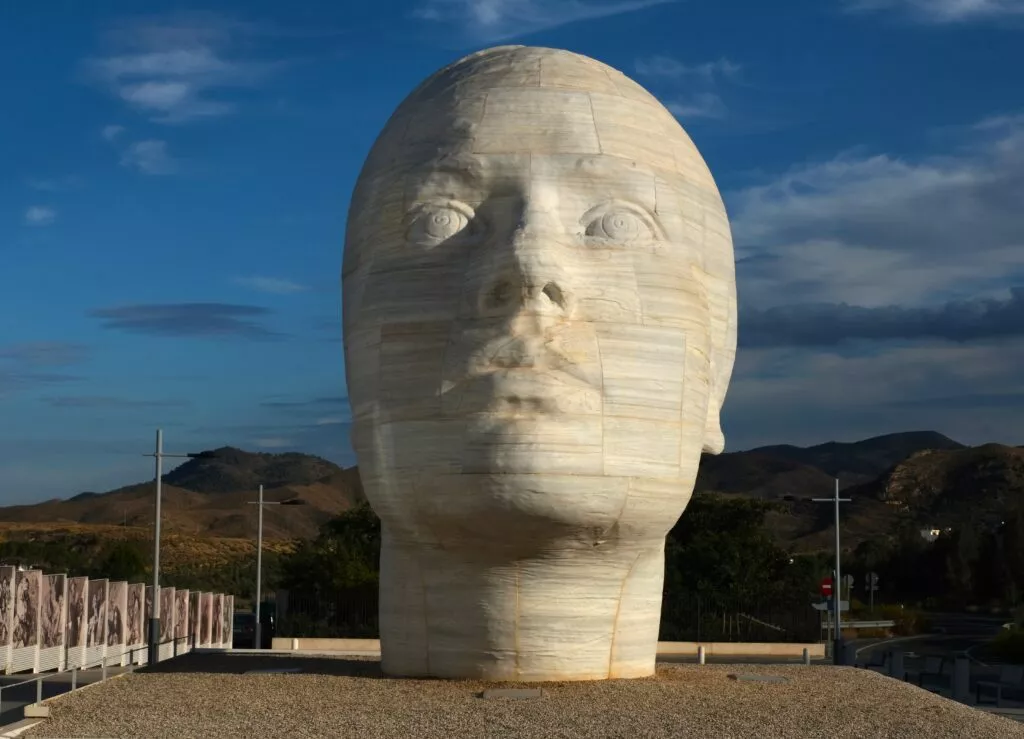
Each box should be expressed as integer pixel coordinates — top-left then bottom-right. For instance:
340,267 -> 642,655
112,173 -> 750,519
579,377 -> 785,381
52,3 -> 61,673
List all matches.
541,282 -> 565,309
485,279 -> 514,309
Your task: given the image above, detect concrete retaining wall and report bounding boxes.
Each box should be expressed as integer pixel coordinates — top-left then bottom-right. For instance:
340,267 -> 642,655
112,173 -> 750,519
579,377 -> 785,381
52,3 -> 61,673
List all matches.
270,637 -> 824,658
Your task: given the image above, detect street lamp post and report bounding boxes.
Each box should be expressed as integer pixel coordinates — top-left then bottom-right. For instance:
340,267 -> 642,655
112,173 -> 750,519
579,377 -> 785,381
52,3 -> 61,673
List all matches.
813,478 -> 851,665
142,429 -> 217,665
247,487 -> 304,649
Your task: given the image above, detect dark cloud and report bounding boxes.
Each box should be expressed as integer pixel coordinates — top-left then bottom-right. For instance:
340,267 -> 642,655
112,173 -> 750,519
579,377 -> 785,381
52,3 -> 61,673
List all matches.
89,303 -> 283,339
0,341 -> 88,394
259,395 -> 348,409
741,287 -> 1024,347
0,342 -> 89,366
43,396 -> 191,409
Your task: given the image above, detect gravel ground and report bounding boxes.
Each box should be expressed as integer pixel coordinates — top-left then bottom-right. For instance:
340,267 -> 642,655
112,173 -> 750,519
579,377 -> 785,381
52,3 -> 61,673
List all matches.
23,653 -> 1024,739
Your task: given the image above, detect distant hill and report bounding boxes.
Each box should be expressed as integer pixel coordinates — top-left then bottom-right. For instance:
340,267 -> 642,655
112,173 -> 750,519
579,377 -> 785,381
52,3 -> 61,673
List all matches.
744,431 -> 965,487
847,443 -> 1024,529
695,430 -> 965,498
3,432 -> 1022,554
0,447 -> 363,540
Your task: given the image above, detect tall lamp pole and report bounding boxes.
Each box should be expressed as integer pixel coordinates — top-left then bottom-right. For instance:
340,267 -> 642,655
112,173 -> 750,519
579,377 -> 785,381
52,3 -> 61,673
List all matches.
142,430 -> 217,665
247,488 -> 305,649
813,478 -> 851,665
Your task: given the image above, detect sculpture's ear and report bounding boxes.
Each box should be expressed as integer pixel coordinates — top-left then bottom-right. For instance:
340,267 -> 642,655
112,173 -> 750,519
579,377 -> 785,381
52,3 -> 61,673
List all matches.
699,251 -> 737,456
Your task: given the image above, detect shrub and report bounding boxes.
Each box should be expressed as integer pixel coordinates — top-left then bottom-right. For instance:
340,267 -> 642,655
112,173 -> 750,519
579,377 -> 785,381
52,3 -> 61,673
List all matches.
990,628 -> 1024,664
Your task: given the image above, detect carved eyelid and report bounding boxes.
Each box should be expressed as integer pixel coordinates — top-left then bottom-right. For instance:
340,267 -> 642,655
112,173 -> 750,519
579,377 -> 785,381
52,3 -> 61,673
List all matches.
579,200 -> 664,239
404,199 -> 478,228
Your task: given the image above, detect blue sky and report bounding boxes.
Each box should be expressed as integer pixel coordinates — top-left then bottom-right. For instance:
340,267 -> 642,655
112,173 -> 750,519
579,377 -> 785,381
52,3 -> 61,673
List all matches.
2,0 -> 1023,502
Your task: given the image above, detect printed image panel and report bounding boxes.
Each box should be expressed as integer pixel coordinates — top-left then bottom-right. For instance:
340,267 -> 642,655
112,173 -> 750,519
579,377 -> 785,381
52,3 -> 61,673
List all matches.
174,590 -> 188,639
0,566 -> 14,651
158,588 -> 175,643
107,581 -> 127,647
145,586 -> 153,625
13,570 -> 41,648
212,594 -> 223,645
200,593 -> 211,645
189,591 -> 199,644
40,574 -> 66,648
86,579 -> 108,648
222,595 -> 232,647
66,577 -> 87,649
127,584 -> 144,645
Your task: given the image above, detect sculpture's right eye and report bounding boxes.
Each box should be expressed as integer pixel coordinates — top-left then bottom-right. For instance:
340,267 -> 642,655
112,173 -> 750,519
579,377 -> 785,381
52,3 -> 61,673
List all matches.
406,203 -> 475,247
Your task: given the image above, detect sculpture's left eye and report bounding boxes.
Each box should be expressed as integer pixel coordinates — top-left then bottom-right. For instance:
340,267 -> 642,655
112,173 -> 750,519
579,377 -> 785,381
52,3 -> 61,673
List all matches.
406,204 -> 474,246
583,205 -> 656,244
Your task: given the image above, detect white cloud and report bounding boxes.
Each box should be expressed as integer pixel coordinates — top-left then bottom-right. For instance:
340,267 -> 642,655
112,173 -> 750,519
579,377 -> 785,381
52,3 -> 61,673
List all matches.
24,206 -> 56,226
314,416 -> 346,425
635,56 -> 741,81
251,437 -> 293,448
84,17 -> 278,123
412,0 -> 675,42
728,114 -> 1024,309
843,0 -> 1024,22
635,56 -> 740,120
27,176 -> 81,192
664,93 -> 727,119
101,124 -> 126,141
119,140 -> 177,175
233,276 -> 310,294
724,338 -> 1024,449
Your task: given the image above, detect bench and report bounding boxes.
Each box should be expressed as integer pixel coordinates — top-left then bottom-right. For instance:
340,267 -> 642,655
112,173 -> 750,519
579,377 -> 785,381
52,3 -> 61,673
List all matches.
976,665 -> 1024,707
904,655 -> 947,689
855,650 -> 888,671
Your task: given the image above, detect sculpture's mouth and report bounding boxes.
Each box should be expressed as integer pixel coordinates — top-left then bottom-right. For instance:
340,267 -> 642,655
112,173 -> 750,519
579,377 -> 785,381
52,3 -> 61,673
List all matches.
442,366 -> 601,417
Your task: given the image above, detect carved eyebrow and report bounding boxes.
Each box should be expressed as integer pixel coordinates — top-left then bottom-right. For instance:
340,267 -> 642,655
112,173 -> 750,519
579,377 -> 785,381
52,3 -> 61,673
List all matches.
570,155 -> 659,180
414,155 -> 487,187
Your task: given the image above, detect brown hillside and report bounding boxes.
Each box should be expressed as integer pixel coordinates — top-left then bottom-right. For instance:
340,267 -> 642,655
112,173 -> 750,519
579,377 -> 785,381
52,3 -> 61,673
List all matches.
848,443 -> 1024,528
0,447 -> 362,540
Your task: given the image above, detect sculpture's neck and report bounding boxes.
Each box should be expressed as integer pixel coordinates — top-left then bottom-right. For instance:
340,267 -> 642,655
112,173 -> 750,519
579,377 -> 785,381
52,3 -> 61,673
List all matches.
377,528 -> 666,681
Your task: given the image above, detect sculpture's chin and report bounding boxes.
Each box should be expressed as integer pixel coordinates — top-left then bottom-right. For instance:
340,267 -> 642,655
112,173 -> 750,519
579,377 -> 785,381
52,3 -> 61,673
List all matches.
399,468 -> 632,554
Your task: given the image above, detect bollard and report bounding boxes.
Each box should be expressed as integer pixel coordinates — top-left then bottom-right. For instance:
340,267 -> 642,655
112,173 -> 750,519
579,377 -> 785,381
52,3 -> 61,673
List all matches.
71,668 -> 77,691
292,638 -> 299,650
802,648 -> 810,665
697,646 -> 706,665
952,655 -> 970,702
36,678 -> 42,705
102,656 -> 107,681
889,651 -> 905,680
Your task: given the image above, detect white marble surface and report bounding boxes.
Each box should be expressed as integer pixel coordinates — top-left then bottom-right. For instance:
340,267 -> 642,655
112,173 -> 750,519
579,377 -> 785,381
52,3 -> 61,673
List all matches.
343,45 -> 737,681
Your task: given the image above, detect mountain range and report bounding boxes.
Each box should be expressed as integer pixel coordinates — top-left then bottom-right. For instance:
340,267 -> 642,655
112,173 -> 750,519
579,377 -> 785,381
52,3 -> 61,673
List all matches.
1,431 -> 1021,552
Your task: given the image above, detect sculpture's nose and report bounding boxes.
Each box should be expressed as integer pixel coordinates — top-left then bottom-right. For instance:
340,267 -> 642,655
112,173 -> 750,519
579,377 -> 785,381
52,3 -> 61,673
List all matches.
476,197 -> 574,328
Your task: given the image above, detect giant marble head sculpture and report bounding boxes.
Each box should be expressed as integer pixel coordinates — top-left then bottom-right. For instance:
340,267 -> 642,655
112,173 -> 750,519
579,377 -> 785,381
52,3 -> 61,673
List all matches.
343,46 -> 737,681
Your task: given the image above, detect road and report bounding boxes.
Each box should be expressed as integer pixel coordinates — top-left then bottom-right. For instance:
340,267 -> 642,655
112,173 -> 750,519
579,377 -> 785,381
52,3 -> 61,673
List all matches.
0,666 -> 133,726
855,612 -> 1007,665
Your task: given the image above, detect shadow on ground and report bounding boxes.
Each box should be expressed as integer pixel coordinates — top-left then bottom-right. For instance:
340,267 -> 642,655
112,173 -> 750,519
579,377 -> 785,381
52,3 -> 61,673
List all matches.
139,652 -> 384,677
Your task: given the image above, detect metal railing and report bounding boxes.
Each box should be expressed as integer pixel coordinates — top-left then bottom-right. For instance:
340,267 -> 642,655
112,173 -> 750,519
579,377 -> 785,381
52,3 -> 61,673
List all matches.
274,588 -> 822,644
0,636 -> 193,726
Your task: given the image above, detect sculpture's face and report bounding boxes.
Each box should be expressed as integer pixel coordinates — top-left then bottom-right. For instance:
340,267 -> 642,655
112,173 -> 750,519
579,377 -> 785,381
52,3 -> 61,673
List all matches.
344,47 -> 736,550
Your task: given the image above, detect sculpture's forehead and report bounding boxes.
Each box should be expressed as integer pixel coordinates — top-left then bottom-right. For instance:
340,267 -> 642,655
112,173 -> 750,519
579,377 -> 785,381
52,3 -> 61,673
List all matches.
393,85 -> 689,178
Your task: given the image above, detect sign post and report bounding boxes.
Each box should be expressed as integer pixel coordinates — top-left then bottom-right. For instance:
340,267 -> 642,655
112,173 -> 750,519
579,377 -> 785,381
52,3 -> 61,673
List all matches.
866,572 -> 879,614
813,479 -> 851,665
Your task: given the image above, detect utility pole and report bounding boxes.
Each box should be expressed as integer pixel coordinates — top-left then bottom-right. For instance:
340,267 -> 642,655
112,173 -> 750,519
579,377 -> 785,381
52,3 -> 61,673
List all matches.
255,484 -> 264,649
143,431 -> 218,665
247,489 -> 306,649
813,478 -> 851,665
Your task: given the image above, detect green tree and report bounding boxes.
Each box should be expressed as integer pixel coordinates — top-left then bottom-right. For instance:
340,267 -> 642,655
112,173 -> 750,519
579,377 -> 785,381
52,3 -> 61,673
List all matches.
278,503 -> 380,595
92,540 -> 148,582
